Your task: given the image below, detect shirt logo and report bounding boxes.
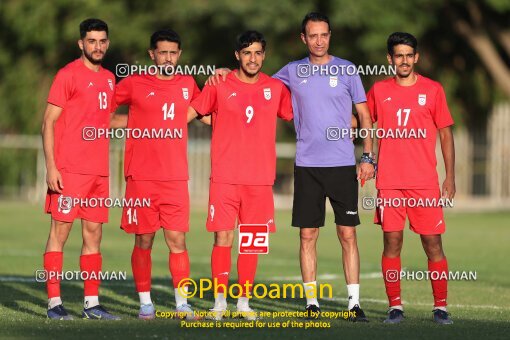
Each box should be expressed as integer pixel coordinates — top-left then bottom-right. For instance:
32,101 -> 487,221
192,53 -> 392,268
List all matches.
146,91 -> 155,98
383,97 -> 392,102
346,210 -> 358,215
228,92 -> 236,99
87,82 -> 94,88
108,79 -> 113,91
182,88 -> 189,100
299,79 -> 308,85
418,94 -> 426,106
263,88 -> 271,100
329,76 -> 338,88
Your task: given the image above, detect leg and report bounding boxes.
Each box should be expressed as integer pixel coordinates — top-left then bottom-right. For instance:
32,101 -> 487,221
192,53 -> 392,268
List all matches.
300,228 -> 319,283
44,219 -> 73,309
80,220 -> 103,309
421,234 -> 448,310
164,230 -> 191,308
210,230 -> 234,310
299,227 -> 321,309
337,225 -> 360,285
382,230 -> 404,309
132,233 -> 155,314
337,225 -> 363,312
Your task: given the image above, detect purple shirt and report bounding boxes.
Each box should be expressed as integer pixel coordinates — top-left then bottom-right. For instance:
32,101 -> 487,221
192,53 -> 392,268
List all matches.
274,56 -> 367,167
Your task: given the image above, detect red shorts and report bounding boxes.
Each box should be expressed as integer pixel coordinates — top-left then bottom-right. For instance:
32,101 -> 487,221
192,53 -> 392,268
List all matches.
206,181 -> 275,232
45,172 -> 109,223
121,179 -> 189,234
374,189 -> 446,235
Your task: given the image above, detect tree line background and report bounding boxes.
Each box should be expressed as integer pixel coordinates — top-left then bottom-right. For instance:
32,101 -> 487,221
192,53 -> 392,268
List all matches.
0,0 -> 509,195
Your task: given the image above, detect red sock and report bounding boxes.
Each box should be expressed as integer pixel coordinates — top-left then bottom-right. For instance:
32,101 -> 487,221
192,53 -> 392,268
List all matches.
44,252 -> 63,298
211,245 -> 231,294
429,257 -> 448,307
131,246 -> 152,292
237,254 -> 258,297
80,253 -> 102,296
382,255 -> 402,307
169,251 -> 190,288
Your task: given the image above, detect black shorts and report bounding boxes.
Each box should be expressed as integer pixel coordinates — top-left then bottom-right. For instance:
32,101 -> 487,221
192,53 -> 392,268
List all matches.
292,165 -> 360,228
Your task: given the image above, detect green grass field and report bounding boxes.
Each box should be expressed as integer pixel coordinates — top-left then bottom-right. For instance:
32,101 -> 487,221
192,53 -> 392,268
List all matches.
0,202 -> 509,339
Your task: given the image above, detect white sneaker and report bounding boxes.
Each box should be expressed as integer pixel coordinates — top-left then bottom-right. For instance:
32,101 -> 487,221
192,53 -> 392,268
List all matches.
206,305 -> 228,321
176,303 -> 199,320
235,306 -> 258,321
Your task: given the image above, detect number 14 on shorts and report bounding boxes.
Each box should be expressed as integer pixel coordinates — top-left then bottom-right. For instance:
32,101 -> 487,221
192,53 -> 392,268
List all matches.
238,224 -> 269,254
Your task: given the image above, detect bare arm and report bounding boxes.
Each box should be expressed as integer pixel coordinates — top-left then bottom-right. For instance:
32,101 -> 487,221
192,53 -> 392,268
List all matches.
439,126 -> 455,199
187,106 -> 211,125
354,102 -> 375,182
41,103 -> 64,193
110,112 -> 128,129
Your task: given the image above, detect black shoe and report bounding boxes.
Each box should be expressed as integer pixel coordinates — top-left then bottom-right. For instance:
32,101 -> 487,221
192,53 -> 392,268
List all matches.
433,308 -> 453,324
47,304 -> 73,320
305,304 -> 321,319
383,308 -> 404,324
348,304 -> 369,322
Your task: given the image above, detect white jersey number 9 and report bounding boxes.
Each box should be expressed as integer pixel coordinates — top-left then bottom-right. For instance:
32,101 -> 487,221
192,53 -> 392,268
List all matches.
245,106 -> 254,123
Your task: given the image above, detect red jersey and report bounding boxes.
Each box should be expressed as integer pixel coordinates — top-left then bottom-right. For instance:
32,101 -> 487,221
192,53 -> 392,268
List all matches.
47,59 -> 115,176
367,74 -> 454,189
115,74 -> 200,181
191,71 -> 293,185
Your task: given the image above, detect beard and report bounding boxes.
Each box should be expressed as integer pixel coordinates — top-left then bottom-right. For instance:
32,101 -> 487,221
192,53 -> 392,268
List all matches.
83,49 -> 104,65
240,63 -> 260,77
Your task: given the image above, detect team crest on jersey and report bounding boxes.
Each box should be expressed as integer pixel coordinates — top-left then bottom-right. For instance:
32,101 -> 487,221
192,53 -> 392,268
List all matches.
329,76 -> 338,88
264,88 -> 271,100
108,79 -> 113,91
418,94 -> 426,106
182,88 -> 189,100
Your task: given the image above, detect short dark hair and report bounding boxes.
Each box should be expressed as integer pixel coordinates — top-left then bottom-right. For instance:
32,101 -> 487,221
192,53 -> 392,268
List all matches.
301,12 -> 330,35
150,29 -> 181,50
387,32 -> 418,55
79,18 -> 108,39
235,31 -> 266,52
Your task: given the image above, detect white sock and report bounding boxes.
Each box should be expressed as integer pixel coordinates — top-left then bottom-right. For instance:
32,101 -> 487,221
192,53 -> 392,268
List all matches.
237,297 -> 250,310
434,306 -> 447,312
139,291 -> 152,306
347,284 -> 360,309
303,281 -> 319,307
175,287 -> 188,307
214,292 -> 227,309
390,305 -> 403,311
84,296 -> 99,309
48,297 -> 62,309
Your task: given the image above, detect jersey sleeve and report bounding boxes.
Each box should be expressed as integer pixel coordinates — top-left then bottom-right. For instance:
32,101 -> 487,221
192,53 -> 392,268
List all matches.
433,85 -> 454,129
273,64 -> 291,87
190,83 -> 218,115
366,86 -> 377,122
348,72 -> 367,104
277,83 -> 293,121
190,78 -> 201,101
114,77 -> 133,107
47,69 -> 74,108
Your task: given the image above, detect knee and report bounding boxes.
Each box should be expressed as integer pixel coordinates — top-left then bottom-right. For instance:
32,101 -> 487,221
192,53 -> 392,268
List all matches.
338,228 -> 357,245
215,231 -> 234,247
137,234 -> 155,250
167,236 -> 186,253
300,229 -> 318,245
383,236 -> 403,256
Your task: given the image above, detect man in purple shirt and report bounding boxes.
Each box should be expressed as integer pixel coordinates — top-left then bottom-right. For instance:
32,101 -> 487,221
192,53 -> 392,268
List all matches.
272,13 -> 375,321
207,12 -> 375,321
